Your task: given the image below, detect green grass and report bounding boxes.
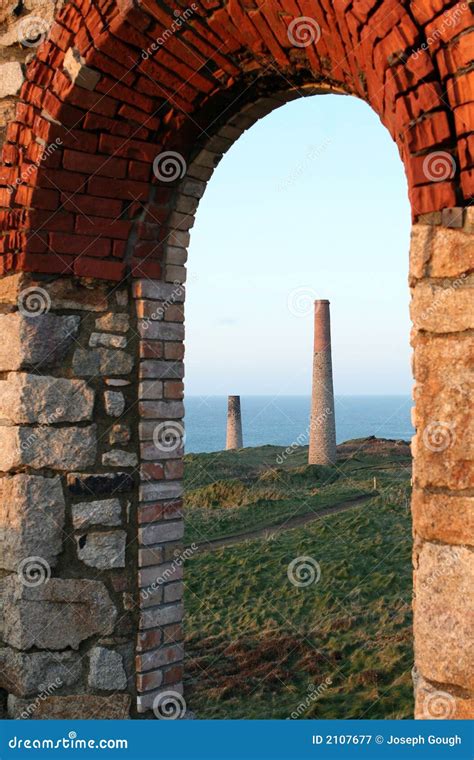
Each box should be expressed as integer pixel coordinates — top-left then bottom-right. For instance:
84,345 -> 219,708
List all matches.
183,440 -> 413,719
184,439 -> 411,545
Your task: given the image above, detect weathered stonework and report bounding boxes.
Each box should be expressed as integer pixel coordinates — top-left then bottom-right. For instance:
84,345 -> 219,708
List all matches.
3,577 -> 117,650
88,647 -> 127,691
71,498 -> 123,530
76,530 -> 127,569
8,694 -> 131,720
0,649 -> 82,698
0,474 -> 65,570
0,274 -> 138,716
0,373 -> 94,423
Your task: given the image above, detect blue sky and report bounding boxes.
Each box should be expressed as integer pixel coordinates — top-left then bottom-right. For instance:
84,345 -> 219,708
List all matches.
185,94 -> 412,397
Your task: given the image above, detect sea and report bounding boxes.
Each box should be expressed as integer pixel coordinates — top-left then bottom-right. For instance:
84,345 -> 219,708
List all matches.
184,395 -> 414,454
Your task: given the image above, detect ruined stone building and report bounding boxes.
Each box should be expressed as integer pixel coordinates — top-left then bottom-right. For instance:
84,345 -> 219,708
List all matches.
0,0 -> 472,718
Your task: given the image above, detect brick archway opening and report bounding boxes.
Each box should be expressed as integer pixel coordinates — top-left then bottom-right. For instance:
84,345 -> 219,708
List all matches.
0,0 -> 472,719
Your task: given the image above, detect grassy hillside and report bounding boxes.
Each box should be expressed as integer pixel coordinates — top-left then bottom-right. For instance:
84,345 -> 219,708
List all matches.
183,438 -> 413,719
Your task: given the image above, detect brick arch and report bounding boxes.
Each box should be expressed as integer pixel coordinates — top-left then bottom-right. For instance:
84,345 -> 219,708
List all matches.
0,0 -> 472,279
0,0 -> 472,720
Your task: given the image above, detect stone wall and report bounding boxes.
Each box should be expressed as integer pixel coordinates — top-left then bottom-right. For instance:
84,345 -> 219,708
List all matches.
0,272 -> 137,718
0,272 -> 186,717
410,208 -> 474,720
0,0 -> 472,720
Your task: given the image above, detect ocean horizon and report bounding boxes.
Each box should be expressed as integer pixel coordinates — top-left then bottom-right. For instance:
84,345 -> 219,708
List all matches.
184,394 -> 414,454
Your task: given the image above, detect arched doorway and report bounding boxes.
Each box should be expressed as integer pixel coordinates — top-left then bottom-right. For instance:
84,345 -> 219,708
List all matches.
0,0 -> 471,719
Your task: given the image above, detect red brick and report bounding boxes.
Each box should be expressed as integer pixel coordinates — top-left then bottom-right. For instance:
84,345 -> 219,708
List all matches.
88,175 -> 149,201
112,239 -> 127,258
29,209 -> 75,233
461,167 -> 473,199
163,664 -> 183,685
22,251 -> 75,274
39,168 -> 88,194
140,341 -> 163,359
74,257 -> 125,280
129,161 -> 152,182
140,463 -> 165,483
49,232 -> 111,257
96,77 -> 156,114
131,259 -> 162,278
63,149 -> 128,179
136,629 -> 162,653
99,133 -> 162,163
405,111 -> 452,153
61,193 -> 123,218
459,135 -> 474,170
75,216 -> 132,239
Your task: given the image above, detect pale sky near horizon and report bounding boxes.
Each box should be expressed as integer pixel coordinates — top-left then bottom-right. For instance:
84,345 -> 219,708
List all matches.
184,94 -> 412,397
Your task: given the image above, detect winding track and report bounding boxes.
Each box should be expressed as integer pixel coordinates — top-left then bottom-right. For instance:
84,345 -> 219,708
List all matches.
191,493 -> 376,554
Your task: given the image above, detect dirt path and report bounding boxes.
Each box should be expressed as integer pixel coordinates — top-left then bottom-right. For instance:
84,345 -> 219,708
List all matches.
191,493 -> 376,554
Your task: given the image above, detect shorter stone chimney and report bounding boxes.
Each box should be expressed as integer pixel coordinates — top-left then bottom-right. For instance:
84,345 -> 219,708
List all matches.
226,395 -> 243,450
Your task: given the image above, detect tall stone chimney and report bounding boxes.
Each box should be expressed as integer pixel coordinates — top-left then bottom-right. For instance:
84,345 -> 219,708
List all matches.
226,395 -> 243,450
308,300 -> 337,465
